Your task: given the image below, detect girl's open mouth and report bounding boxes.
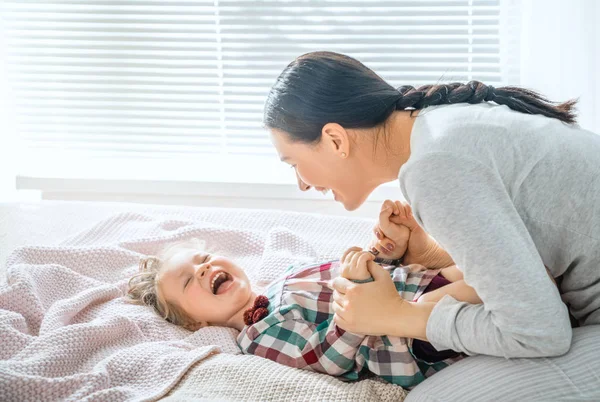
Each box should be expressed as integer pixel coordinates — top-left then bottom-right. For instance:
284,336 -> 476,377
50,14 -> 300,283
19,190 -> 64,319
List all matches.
211,271 -> 233,295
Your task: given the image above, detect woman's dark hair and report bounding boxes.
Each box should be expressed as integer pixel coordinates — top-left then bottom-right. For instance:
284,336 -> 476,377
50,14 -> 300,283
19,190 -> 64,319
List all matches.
264,51 -> 577,144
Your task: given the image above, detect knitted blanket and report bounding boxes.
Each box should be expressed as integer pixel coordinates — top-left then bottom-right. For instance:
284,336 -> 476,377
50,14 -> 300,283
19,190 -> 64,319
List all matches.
0,208 -> 410,401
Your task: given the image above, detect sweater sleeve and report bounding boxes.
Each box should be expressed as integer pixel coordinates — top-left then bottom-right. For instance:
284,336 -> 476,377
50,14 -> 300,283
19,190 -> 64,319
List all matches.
399,152 -> 572,358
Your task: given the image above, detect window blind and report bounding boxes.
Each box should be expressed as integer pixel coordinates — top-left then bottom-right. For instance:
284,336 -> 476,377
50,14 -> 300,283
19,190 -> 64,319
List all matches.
2,0 -> 515,183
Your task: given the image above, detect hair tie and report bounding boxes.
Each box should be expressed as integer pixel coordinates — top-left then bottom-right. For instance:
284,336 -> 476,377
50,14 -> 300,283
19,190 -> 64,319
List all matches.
485,85 -> 496,101
243,295 -> 270,325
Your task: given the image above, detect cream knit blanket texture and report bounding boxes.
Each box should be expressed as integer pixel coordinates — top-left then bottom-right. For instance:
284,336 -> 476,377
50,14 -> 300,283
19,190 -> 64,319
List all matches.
0,209 -> 408,401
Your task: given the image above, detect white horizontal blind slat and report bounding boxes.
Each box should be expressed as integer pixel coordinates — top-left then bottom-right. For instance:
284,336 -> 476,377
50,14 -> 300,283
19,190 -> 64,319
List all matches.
2,0 -> 513,181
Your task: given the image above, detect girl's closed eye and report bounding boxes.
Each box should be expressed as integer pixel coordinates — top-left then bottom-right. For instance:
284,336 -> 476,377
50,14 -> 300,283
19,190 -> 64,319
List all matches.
184,254 -> 209,290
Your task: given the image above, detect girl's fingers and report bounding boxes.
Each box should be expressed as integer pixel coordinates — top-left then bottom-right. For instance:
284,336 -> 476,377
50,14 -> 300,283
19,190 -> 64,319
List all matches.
357,252 -> 375,270
341,250 -> 350,264
349,251 -> 368,276
389,212 -> 418,231
345,251 -> 359,269
381,200 -> 412,223
380,200 -> 398,225
355,253 -> 373,278
342,247 -> 361,264
379,201 -> 402,232
383,199 -> 400,216
380,199 -> 395,213
395,201 -> 405,219
349,249 -> 363,269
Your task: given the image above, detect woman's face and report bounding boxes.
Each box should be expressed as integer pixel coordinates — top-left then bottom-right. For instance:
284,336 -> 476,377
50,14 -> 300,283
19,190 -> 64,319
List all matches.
270,128 -> 378,211
158,247 -> 253,327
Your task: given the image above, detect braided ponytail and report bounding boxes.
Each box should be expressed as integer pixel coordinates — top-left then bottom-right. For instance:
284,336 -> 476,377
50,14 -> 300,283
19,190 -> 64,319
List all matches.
395,81 -> 577,124
264,51 -> 578,145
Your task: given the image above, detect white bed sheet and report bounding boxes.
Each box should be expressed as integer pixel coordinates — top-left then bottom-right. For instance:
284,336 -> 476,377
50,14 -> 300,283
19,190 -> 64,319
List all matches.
0,200 -> 409,401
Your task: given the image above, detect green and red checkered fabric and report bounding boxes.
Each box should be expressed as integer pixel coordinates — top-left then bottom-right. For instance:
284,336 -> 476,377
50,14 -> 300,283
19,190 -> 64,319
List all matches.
237,261 -> 463,389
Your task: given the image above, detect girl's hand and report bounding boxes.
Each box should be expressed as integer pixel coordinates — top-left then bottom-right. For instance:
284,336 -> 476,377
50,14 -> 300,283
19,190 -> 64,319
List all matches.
331,258 -> 407,336
339,247 -> 375,282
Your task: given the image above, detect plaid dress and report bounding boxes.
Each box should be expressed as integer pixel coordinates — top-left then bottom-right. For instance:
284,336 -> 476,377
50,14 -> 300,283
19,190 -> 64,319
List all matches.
237,261 -> 464,389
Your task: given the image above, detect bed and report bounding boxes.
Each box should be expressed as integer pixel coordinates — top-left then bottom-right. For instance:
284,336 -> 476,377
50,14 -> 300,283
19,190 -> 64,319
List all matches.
0,200 -> 409,401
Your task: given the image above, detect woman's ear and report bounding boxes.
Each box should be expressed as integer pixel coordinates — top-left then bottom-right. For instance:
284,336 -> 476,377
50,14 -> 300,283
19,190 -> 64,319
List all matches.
322,122 -> 350,158
183,321 -> 209,331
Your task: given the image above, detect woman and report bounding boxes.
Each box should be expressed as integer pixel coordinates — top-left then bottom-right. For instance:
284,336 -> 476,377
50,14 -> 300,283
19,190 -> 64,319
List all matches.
263,51 -> 600,401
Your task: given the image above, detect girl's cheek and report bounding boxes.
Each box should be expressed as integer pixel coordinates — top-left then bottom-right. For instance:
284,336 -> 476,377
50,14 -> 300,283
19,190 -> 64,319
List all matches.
190,283 -> 203,299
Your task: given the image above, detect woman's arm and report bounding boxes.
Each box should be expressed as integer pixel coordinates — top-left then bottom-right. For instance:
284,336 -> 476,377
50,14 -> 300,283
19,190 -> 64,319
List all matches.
412,239 -> 455,269
398,152 -> 571,358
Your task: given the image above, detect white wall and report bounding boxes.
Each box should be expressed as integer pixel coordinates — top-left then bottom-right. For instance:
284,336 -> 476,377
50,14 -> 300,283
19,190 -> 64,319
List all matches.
520,0 -> 600,133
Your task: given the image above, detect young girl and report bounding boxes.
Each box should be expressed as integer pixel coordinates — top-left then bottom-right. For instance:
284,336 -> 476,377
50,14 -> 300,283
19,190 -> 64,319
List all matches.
127,204 -> 480,388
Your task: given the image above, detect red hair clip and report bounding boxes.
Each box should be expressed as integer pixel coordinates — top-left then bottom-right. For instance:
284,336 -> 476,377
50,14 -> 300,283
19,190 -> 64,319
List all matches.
243,295 -> 270,325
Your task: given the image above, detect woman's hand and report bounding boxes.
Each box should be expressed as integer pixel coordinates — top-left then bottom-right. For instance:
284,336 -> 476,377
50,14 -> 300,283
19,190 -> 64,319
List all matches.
369,200 -> 410,260
372,200 -> 453,269
339,247 -> 374,282
331,258 -> 407,336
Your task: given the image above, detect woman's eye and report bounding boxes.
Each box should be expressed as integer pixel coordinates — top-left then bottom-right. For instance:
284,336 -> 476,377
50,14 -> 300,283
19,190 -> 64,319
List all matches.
185,277 -> 191,288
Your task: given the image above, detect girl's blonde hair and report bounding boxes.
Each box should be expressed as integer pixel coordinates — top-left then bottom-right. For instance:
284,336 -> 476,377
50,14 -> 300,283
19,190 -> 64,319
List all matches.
126,238 -> 206,327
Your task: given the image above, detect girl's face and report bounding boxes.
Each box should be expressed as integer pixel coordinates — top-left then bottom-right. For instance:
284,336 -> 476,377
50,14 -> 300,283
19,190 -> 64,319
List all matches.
269,128 -> 378,211
158,247 -> 253,327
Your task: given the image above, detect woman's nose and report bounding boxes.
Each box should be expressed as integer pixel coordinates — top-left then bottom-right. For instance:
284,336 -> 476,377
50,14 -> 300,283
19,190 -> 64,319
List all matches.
296,171 -> 311,191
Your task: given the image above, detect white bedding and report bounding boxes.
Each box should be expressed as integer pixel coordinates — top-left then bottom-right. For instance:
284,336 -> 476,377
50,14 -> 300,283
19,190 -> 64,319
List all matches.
0,200 -> 409,401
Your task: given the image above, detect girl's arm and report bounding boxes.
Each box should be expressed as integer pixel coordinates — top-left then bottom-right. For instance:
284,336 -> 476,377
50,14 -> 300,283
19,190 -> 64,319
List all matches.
418,280 -> 482,305
438,265 -> 464,282
419,265 -> 481,304
419,265 -> 557,305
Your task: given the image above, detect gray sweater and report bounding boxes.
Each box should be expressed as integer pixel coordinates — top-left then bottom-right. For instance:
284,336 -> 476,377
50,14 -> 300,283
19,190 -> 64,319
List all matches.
399,103 -> 600,358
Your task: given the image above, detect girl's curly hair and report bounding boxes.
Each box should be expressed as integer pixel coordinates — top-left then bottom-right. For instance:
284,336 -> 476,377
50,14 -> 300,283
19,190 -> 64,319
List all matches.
126,238 -> 206,327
